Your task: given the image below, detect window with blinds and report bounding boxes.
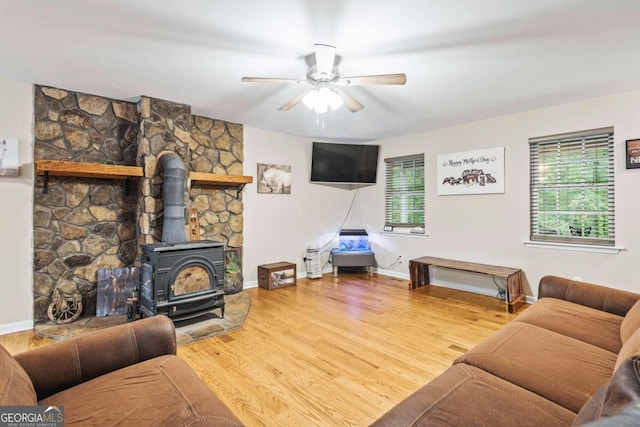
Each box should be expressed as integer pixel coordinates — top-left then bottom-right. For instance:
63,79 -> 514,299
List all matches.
385,154 -> 425,228
529,127 -> 614,246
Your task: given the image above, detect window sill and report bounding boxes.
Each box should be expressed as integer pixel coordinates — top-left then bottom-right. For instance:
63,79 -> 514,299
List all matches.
523,240 -> 623,254
383,231 -> 428,239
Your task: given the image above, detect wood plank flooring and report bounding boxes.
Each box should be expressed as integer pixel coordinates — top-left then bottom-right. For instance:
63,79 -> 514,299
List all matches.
0,273 -> 525,426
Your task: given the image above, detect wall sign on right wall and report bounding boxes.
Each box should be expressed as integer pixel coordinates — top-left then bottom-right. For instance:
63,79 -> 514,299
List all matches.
626,139 -> 640,169
437,147 -> 505,195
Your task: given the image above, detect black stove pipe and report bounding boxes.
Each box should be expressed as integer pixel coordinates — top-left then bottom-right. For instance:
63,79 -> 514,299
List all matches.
158,151 -> 187,243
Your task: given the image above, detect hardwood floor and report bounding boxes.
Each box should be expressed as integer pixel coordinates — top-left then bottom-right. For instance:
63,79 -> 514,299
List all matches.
180,273 -> 524,426
0,273 -> 525,426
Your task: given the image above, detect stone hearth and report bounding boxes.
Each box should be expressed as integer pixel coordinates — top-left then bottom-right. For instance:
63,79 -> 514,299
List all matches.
35,291 -> 251,345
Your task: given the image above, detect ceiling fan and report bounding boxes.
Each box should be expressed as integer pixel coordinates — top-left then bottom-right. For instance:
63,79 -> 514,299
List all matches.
241,44 -> 407,113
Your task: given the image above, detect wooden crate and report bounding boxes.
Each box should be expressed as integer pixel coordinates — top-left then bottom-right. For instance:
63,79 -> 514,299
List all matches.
258,262 -> 296,290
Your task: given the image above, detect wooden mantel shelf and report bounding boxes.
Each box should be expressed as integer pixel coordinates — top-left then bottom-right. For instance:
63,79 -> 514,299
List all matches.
36,160 -> 143,194
36,160 -> 143,180
189,172 -> 253,198
189,171 -> 253,186
35,160 -> 253,196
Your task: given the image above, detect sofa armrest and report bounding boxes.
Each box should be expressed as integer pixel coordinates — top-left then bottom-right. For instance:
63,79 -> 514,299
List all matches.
14,315 -> 176,401
539,275 -> 640,316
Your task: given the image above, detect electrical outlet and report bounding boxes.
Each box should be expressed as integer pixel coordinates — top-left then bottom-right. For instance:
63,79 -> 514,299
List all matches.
398,254 -> 404,263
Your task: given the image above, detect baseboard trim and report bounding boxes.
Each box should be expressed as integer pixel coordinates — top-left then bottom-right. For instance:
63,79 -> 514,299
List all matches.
244,268 -> 537,305
243,269 -> 330,290
375,268 -> 410,280
0,320 -> 32,335
375,269 -> 536,305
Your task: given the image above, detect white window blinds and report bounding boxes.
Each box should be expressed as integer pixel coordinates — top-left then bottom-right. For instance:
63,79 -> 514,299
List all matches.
385,154 -> 425,227
529,127 -> 614,246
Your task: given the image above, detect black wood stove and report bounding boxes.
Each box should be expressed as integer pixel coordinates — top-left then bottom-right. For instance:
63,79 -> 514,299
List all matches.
139,240 -> 225,321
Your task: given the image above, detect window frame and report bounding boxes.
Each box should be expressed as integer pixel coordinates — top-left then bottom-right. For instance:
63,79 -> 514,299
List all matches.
384,153 -> 425,229
529,127 -> 615,247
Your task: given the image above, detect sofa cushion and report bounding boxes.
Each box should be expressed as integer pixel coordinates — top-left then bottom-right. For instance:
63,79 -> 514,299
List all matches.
514,297 -> 623,353
39,355 -> 242,426
620,299 -> 640,344
455,322 -> 617,413
615,328 -> 640,372
371,363 -> 575,427
0,345 -> 37,405
573,355 -> 640,425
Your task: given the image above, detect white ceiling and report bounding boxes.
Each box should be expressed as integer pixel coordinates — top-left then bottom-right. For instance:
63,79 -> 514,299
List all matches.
2,0 -> 640,142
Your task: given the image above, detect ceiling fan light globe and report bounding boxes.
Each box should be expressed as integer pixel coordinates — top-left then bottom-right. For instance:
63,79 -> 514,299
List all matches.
302,90 -> 319,109
317,87 -> 343,111
328,89 -> 344,111
314,103 -> 329,114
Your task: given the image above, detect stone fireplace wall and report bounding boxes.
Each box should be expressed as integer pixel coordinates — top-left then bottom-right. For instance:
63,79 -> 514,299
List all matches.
33,86 -> 140,323
33,88 -> 245,324
189,115 -> 244,248
136,98 -> 245,249
136,97 -> 192,246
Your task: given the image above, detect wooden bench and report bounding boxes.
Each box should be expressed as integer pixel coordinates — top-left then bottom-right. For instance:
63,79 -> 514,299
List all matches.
409,256 -> 526,313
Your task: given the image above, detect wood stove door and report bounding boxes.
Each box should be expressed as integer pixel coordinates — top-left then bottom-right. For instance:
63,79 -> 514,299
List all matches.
168,258 -> 219,302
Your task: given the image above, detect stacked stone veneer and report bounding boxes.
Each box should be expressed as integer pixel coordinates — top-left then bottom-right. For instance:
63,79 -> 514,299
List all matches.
136,97 -> 245,249
189,115 -> 244,248
33,86 -> 140,323
33,88 -> 245,324
136,97 -> 191,245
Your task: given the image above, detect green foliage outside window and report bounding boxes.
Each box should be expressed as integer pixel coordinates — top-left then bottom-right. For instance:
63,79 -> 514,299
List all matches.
531,129 -> 614,245
385,155 -> 425,227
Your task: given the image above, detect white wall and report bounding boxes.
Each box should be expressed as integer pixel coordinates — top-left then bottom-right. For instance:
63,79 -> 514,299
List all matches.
4,84 -> 640,332
243,127 -> 364,284
354,89 -> 640,298
0,79 -> 33,333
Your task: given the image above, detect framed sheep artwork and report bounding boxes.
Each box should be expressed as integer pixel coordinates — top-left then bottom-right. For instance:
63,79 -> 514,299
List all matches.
257,163 -> 291,194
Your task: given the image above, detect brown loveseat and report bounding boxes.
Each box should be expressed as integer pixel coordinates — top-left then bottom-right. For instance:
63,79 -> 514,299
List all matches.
0,315 -> 243,426
373,275 -> 640,426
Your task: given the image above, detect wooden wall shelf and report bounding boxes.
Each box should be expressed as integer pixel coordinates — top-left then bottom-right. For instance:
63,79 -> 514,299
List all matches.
189,172 -> 253,197
35,160 -> 143,193
189,172 -> 253,185
35,161 -> 253,197
36,160 -> 143,179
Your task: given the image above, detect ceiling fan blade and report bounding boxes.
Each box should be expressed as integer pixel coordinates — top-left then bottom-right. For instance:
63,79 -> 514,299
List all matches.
315,44 -> 336,76
336,73 -> 407,86
241,77 -> 304,84
335,89 -> 364,113
277,89 -> 313,111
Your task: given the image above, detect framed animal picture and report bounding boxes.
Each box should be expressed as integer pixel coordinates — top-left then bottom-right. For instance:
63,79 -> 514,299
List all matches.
257,163 -> 291,194
437,147 -> 505,195
96,267 -> 140,316
0,138 -> 19,176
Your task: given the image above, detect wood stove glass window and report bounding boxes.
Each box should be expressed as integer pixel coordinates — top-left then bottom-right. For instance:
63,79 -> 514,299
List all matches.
173,264 -> 212,297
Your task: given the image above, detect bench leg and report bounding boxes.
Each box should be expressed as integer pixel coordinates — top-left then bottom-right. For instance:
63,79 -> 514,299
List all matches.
507,272 -> 525,313
409,262 -> 430,289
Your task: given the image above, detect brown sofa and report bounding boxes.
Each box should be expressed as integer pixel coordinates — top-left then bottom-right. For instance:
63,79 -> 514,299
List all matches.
373,275 -> 640,426
0,315 -> 243,426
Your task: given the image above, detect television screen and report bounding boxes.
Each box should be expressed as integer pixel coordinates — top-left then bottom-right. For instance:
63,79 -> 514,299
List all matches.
310,142 -> 380,184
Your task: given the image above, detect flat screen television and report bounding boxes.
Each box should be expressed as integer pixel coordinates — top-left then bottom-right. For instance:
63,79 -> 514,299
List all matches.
310,142 -> 380,184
